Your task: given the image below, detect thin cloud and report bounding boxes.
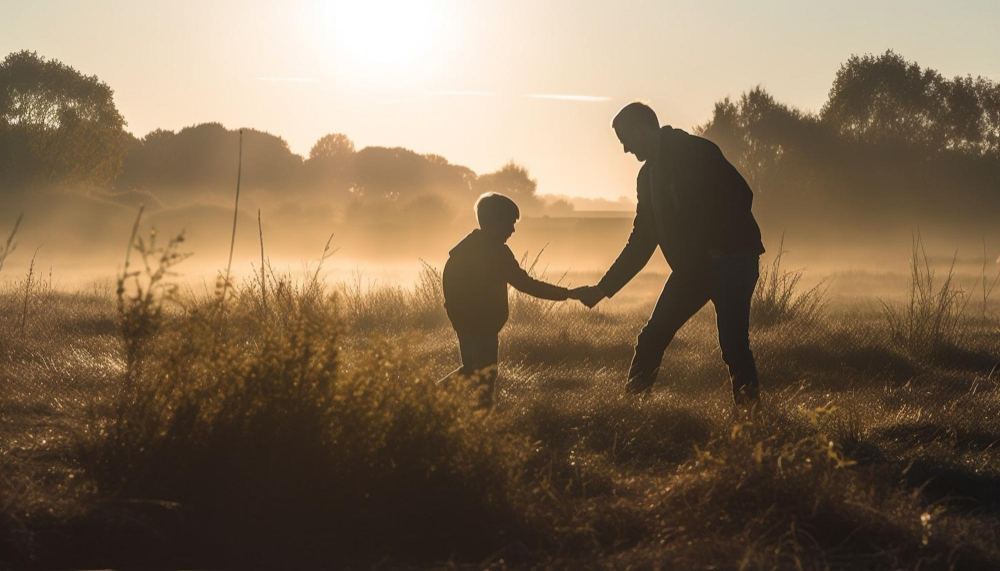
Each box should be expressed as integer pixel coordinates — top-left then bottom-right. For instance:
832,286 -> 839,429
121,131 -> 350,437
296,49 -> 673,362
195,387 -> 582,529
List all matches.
255,77 -> 321,83
525,93 -> 610,102
424,89 -> 494,96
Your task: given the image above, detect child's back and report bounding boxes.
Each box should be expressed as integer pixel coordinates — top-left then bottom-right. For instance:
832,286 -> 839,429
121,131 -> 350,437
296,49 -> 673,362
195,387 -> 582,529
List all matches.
444,229 -> 525,335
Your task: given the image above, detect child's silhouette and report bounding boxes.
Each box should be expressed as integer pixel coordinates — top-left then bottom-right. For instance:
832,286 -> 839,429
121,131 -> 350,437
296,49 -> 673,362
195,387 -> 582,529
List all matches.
441,193 -> 583,407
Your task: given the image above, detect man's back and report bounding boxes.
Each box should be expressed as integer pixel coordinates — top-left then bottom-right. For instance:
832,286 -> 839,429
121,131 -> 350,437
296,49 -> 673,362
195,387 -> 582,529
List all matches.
653,126 -> 765,268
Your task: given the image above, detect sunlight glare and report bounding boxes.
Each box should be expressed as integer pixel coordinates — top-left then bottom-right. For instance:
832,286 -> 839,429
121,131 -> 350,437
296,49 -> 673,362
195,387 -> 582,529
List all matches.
313,0 -> 450,86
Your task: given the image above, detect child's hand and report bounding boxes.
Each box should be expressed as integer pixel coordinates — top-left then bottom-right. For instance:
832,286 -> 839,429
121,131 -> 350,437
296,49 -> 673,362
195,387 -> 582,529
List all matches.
568,286 -> 587,300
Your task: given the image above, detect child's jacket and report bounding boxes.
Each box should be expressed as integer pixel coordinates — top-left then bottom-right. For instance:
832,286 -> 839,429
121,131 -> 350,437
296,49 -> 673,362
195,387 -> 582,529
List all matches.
443,229 -> 570,335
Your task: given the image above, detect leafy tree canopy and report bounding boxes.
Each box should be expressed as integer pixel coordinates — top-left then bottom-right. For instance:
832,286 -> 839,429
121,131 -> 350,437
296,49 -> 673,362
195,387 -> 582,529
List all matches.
473,161 -> 543,215
0,50 -> 127,189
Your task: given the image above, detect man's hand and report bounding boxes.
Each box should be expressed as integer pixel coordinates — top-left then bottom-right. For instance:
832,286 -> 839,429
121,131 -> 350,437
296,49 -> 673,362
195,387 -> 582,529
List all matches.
572,285 -> 606,309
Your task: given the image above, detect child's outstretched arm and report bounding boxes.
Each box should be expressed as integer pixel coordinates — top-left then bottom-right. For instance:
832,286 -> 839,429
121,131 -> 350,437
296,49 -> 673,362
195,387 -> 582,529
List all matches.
503,250 -> 571,301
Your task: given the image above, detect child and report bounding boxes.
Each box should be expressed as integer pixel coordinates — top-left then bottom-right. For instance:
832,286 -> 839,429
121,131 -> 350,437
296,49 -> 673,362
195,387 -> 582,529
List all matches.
441,192 -> 582,407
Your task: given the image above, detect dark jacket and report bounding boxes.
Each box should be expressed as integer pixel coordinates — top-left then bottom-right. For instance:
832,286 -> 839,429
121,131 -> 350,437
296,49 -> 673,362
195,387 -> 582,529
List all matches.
598,126 -> 765,297
443,229 -> 570,334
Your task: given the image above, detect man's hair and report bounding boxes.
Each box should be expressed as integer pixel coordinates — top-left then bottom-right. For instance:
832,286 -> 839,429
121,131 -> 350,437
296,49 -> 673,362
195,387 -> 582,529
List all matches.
475,192 -> 520,228
611,101 -> 659,131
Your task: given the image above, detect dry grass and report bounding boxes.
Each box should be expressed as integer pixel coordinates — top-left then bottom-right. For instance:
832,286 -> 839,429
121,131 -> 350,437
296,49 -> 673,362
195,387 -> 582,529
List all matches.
0,235 -> 998,568
880,233 -> 990,357
752,233 -> 829,328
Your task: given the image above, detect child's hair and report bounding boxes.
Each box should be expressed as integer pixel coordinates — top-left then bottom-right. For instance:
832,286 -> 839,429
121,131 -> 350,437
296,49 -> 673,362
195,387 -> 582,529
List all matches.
475,192 -> 520,229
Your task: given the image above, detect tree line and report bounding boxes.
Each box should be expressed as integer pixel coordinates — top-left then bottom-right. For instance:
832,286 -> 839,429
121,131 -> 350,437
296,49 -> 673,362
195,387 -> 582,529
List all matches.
2,49 -> 999,238
0,50 -> 549,225
697,50 -> 1000,235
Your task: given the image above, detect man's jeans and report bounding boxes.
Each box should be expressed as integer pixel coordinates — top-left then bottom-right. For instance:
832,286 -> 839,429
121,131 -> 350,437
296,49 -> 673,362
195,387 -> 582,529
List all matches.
625,255 -> 760,403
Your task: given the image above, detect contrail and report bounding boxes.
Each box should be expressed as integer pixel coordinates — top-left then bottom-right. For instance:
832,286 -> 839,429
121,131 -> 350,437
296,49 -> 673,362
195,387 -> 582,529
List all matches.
526,93 -> 610,102
255,77 -> 321,83
424,89 -> 494,96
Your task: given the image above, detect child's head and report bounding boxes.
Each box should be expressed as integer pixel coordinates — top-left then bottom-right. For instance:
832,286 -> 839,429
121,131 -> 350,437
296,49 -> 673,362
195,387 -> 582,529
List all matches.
475,192 -> 519,242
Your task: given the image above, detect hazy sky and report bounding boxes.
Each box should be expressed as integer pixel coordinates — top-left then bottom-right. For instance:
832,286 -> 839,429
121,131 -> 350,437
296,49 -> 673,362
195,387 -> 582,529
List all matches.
3,0 -> 998,201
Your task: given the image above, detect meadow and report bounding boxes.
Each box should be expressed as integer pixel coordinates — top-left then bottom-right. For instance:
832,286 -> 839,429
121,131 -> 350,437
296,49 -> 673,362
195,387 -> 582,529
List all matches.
0,228 -> 999,569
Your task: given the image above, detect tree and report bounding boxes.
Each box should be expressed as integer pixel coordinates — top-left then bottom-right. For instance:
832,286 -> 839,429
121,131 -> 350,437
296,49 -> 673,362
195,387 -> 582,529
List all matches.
0,50 -> 127,189
305,133 -> 356,196
473,161 -> 544,215
697,87 -> 818,194
118,123 -> 304,201
695,51 -> 1000,237
821,50 -> 950,149
978,77 -> 1000,156
351,146 -> 430,200
309,133 -> 355,161
350,146 -> 475,202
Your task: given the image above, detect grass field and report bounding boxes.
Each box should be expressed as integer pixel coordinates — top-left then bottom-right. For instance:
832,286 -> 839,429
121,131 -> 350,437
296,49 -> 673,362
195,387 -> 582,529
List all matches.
1,236 -> 999,569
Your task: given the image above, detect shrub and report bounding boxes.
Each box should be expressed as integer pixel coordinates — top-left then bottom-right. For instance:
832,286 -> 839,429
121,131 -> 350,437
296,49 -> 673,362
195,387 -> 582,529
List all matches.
77,242 -> 531,566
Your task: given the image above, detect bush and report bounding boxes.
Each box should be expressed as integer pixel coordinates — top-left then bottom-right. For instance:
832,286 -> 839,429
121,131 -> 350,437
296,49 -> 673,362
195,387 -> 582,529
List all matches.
75,235 -> 533,567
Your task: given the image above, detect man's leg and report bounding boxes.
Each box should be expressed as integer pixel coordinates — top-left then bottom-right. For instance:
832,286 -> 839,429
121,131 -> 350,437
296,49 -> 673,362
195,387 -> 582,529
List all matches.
626,269 -> 711,394
456,331 -> 500,408
710,255 -> 761,406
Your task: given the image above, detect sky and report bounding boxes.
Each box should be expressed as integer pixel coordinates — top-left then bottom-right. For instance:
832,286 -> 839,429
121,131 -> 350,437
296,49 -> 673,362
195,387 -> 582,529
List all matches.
2,0 -> 999,201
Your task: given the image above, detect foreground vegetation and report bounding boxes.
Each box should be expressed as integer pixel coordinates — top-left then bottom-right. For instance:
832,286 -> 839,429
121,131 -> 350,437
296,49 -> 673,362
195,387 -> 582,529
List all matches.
0,240 -> 998,569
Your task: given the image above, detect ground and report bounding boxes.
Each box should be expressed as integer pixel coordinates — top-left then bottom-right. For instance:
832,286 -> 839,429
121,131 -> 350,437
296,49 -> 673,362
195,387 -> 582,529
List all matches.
0,262 -> 998,569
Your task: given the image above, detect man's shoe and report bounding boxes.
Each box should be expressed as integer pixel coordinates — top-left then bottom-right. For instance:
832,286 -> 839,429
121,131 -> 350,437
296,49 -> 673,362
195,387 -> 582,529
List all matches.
625,372 -> 657,395
732,386 -> 760,419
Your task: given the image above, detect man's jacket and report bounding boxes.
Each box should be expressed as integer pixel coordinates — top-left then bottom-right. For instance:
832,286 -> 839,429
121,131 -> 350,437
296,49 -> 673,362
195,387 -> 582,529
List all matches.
598,126 -> 765,297
444,229 -> 570,334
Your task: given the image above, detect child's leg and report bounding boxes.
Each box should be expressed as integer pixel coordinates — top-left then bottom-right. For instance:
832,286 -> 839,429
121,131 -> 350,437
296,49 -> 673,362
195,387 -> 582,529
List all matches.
452,331 -> 500,407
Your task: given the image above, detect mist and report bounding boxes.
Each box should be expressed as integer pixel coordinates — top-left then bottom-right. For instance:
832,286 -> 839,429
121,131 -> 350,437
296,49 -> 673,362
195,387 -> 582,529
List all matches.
3,50 -> 999,292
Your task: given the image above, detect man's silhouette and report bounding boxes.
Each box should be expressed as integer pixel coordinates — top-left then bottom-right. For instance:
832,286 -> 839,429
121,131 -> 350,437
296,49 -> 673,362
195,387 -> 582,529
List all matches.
576,102 -> 765,406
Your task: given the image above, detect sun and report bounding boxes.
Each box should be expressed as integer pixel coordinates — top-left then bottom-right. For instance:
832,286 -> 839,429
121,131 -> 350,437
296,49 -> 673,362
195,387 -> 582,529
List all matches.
311,0 -> 450,86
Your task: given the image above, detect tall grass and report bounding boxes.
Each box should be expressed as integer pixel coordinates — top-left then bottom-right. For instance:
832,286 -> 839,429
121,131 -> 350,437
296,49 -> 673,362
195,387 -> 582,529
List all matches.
0,213 -> 22,277
978,238 -> 1000,321
881,233 -> 973,353
338,261 -> 447,332
16,247 -> 53,332
412,259 -> 447,327
752,234 -> 829,328
509,245 -> 569,323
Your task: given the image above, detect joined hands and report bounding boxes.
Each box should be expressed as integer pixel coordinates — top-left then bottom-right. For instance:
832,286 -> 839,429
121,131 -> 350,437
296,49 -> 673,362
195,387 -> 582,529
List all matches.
568,285 -> 606,309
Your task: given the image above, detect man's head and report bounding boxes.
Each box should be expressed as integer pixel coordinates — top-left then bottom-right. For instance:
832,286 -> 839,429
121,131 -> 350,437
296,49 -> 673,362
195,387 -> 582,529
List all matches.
475,192 -> 519,242
612,102 -> 660,162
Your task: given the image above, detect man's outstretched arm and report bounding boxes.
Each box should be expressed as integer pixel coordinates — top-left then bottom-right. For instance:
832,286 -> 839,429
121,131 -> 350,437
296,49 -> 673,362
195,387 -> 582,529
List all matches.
594,171 -> 658,301
595,215 -> 656,298
577,223 -> 656,309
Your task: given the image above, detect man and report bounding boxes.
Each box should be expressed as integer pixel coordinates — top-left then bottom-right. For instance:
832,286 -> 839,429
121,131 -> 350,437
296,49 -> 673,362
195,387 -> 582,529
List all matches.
576,102 -> 765,406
